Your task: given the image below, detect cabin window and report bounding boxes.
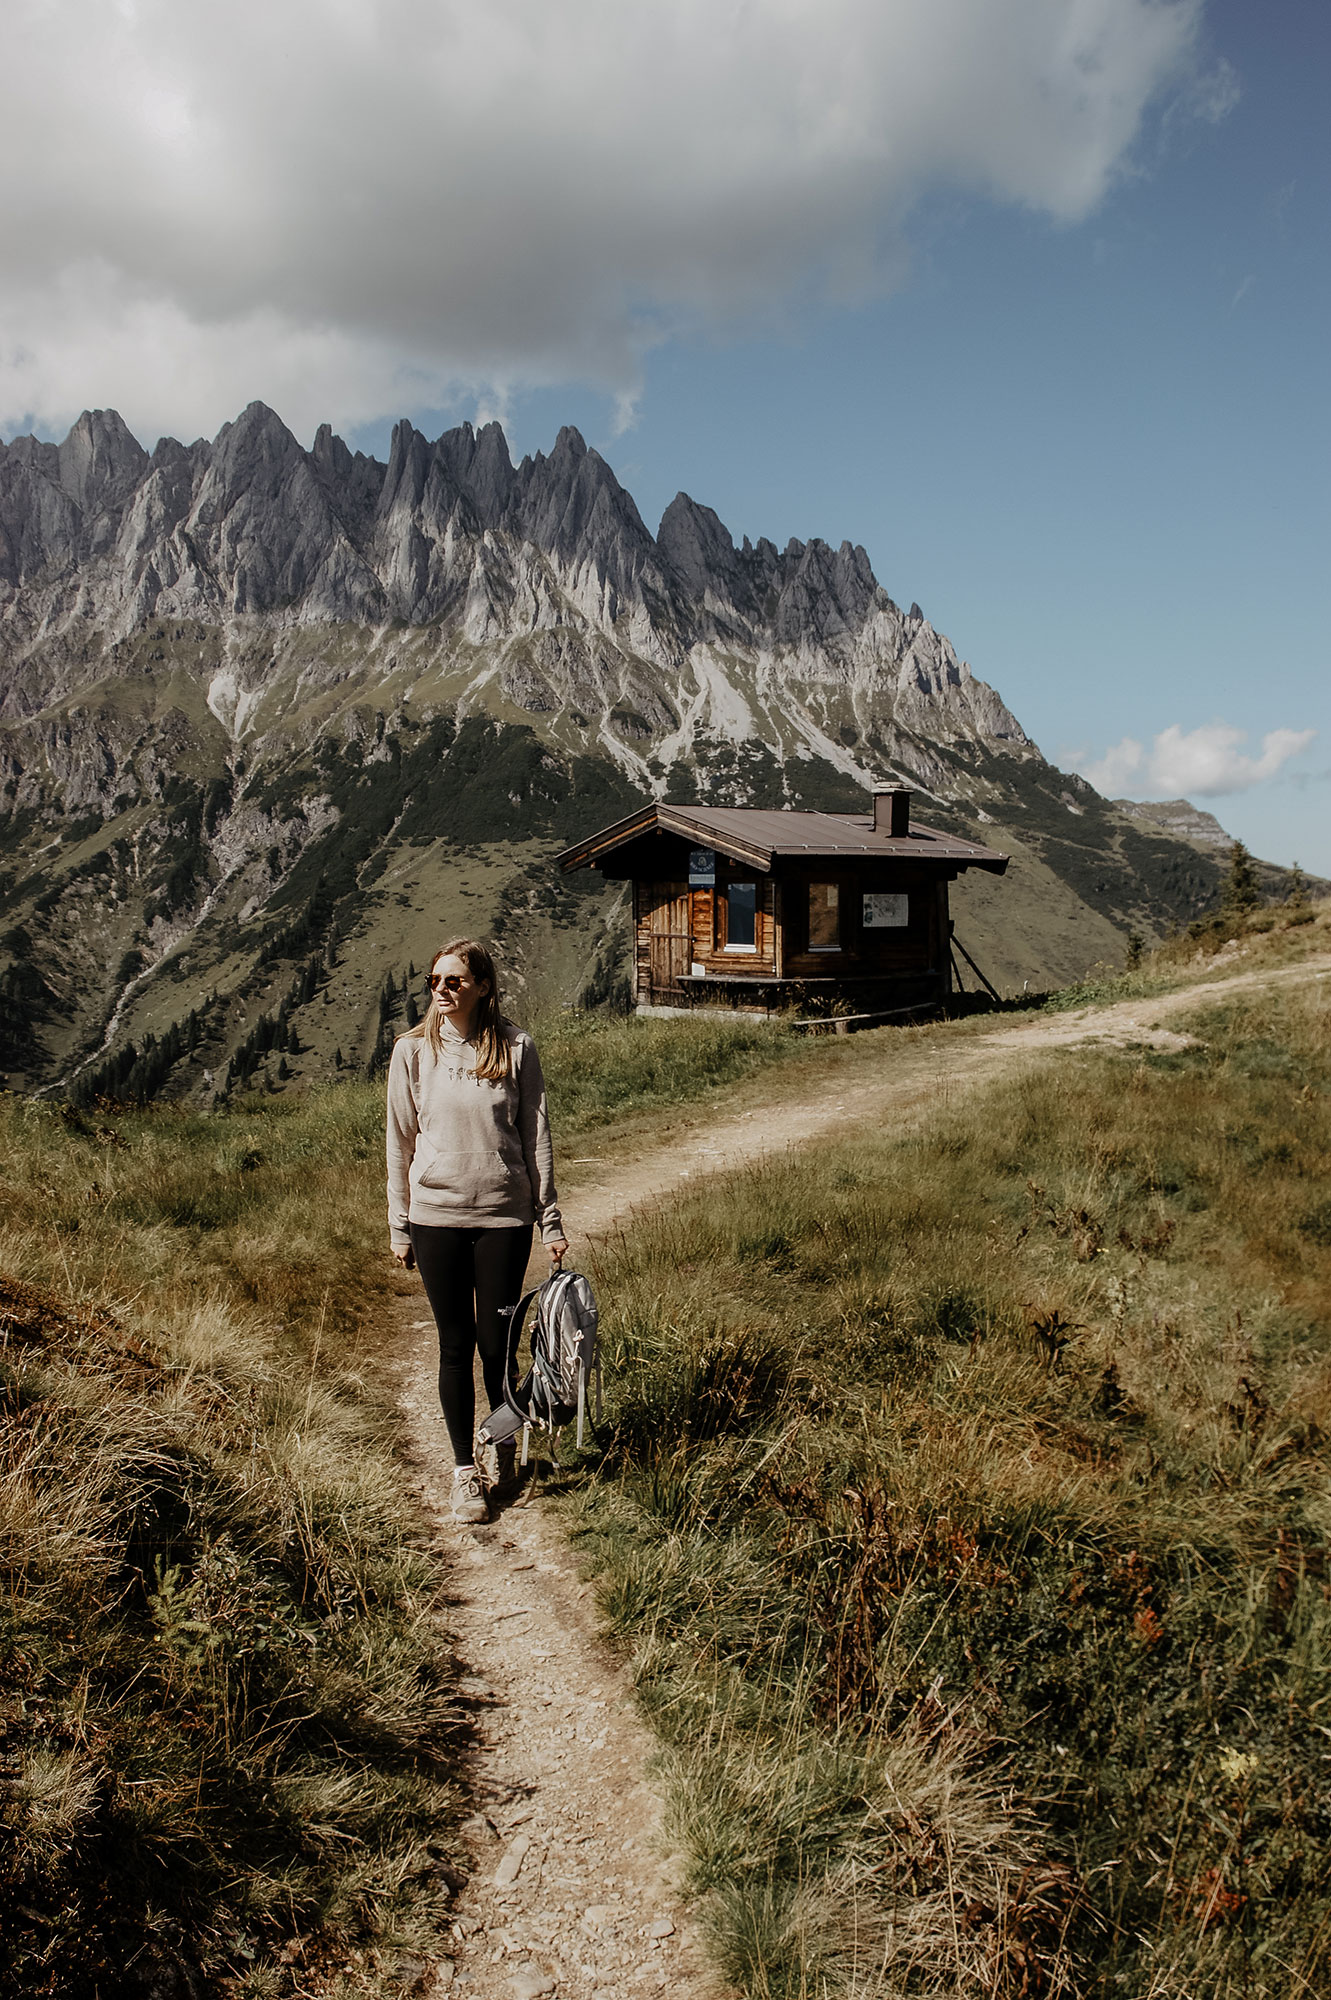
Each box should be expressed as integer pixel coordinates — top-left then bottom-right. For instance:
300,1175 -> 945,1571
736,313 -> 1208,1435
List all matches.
808,881 -> 840,951
725,880 -> 757,951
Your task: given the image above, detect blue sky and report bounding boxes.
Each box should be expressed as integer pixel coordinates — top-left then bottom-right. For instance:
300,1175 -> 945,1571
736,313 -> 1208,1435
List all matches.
5,0 -> 1328,868
356,0 -> 1329,870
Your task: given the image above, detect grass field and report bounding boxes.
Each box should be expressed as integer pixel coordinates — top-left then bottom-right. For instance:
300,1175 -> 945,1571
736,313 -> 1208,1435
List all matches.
0,1087 -> 462,1997
3,908 -> 1328,1996
0,1005 -> 840,1995
566,975 -> 1331,1998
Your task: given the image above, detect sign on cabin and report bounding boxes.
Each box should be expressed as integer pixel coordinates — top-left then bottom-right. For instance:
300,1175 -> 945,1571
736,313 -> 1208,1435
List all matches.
863,892 -> 909,928
557,791 -> 1009,1024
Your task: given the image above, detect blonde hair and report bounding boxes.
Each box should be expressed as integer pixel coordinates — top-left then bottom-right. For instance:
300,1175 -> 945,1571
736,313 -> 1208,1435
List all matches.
406,937 -> 513,1081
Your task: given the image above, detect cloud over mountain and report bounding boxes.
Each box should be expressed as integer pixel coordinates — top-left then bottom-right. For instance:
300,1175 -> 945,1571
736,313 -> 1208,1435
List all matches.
3,0 -> 1209,442
1077,722 -> 1316,800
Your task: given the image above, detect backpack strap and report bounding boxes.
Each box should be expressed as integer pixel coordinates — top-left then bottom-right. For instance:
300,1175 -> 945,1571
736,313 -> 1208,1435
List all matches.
498,1286 -> 540,1411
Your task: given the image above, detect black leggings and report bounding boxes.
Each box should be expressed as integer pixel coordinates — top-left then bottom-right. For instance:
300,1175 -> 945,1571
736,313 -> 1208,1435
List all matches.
410,1223 -> 533,1464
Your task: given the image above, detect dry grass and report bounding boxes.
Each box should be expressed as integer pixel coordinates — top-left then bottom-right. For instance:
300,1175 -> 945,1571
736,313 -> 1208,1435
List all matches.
1040,890 -> 1331,1012
534,1009 -> 808,1131
5,923 -> 1329,1996
563,970 -> 1331,1997
0,1088 -> 463,1998
0,1011 -> 891,1997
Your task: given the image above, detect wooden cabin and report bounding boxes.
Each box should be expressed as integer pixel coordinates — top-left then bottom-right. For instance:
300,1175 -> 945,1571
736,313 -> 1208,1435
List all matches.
557,790 -> 1009,1021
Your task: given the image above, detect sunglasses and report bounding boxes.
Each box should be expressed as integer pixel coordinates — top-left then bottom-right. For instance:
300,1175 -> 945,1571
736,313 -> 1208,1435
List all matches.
429,973 -> 467,992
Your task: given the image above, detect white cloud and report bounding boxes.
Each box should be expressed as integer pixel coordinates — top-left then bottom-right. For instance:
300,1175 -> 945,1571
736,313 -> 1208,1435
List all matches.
1,0 -> 1211,443
1076,735 -> 1148,798
1076,722 -> 1317,800
1181,54 -> 1241,125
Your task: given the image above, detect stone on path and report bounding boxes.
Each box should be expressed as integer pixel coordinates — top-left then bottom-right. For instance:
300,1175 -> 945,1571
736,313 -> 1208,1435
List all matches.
508,1967 -> 556,1999
494,1832 -> 532,1888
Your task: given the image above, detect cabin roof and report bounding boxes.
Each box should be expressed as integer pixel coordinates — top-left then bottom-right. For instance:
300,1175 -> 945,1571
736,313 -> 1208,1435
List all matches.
557,802 -> 1008,875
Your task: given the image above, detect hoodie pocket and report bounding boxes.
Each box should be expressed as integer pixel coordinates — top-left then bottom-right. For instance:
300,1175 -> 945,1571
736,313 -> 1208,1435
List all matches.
412,1145 -> 515,1198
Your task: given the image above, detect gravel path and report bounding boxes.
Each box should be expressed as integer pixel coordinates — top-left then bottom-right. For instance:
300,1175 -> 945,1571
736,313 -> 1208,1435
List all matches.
385,948 -> 1331,1999
386,1348 -> 722,2000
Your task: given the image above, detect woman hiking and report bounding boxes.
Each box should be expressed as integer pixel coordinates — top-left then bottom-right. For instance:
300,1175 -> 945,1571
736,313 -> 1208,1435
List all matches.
387,937 -> 568,1523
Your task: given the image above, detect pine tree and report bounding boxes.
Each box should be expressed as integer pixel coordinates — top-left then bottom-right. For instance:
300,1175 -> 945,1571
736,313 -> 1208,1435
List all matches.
1287,861 -> 1308,910
1221,840 -> 1260,917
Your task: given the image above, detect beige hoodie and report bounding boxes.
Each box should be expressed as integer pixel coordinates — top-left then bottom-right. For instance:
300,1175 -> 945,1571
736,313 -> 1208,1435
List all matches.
385,1021 -> 564,1252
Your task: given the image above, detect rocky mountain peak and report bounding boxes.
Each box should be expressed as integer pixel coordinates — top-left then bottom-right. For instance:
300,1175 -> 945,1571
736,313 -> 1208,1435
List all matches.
380,418 -> 436,515
509,425 -> 658,607
657,492 -> 738,598
150,434 -> 192,471
209,401 -> 306,494
433,419 -> 515,520
56,408 -> 149,515
312,421 -> 354,485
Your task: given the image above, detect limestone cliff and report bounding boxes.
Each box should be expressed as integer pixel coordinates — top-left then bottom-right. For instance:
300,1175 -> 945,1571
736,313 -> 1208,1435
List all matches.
1,403 -> 1027,797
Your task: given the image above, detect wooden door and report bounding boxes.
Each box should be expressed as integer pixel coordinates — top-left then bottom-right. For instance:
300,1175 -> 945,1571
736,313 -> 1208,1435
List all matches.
644,880 -> 692,1000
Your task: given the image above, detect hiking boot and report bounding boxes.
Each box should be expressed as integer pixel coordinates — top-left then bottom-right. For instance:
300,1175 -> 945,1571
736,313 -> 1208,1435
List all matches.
451,1466 -> 490,1524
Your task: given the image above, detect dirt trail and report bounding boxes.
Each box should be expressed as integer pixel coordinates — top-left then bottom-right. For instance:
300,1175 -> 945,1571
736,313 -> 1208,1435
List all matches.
556,949 -> 1331,1242
386,949 -> 1330,1999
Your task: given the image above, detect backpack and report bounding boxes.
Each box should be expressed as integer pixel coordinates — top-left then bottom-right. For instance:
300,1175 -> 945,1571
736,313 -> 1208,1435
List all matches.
478,1266 -> 602,1463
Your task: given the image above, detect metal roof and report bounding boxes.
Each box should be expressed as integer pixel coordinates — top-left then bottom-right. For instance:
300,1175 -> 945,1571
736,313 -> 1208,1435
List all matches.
557,801 -> 1008,874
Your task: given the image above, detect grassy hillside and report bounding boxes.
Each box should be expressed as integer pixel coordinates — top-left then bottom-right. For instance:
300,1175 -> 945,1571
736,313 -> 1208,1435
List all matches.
0,1008 -> 845,1995
0,1086 -> 465,1997
5,634 -> 1309,1106
5,916 -> 1328,1995
567,971 -> 1331,1997
0,706 -> 639,1097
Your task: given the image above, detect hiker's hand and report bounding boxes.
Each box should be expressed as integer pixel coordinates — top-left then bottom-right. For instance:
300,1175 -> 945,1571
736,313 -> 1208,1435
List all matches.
547,1239 -> 568,1267
392,1243 -> 415,1270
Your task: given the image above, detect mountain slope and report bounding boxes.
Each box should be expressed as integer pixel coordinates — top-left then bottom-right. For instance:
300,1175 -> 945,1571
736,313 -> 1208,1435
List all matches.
0,404 -> 1263,1097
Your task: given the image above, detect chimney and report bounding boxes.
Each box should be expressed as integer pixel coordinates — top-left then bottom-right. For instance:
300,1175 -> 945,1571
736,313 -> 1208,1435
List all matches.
873,787 -> 913,838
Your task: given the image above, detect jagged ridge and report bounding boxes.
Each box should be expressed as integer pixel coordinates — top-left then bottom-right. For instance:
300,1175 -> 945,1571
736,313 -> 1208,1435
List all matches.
0,403 -> 1028,799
